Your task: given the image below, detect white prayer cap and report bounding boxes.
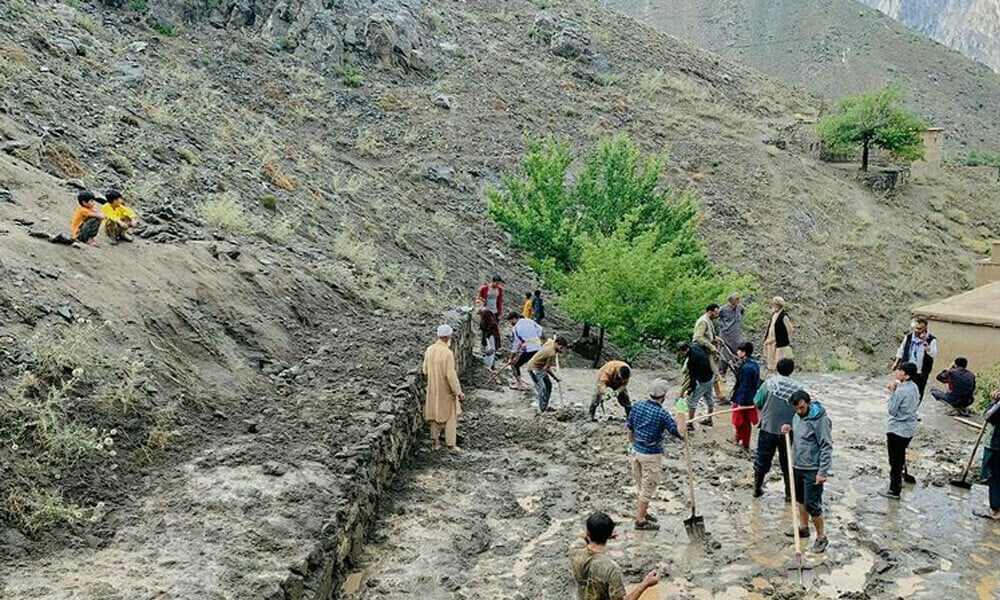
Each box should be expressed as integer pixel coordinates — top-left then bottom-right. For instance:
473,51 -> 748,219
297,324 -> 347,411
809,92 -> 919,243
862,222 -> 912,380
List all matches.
436,324 -> 454,338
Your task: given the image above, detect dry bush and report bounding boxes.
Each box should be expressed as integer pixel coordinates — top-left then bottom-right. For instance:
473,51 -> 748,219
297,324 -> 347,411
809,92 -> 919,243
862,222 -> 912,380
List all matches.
44,143 -> 85,178
263,161 -> 296,191
333,228 -> 378,271
201,193 -> 251,234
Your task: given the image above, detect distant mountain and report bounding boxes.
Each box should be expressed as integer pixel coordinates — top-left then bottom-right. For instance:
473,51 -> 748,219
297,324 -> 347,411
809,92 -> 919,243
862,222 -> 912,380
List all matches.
861,0 -> 1000,72
605,0 -> 1000,150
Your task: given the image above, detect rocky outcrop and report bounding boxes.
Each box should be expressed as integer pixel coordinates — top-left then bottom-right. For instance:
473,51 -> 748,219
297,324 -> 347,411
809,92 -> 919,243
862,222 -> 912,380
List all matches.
861,0 -> 1000,72
138,0 -> 431,72
276,311 -> 474,600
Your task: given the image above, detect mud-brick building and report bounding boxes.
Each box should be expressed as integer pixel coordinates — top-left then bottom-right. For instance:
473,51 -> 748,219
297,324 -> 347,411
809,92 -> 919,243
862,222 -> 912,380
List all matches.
913,241 -> 1000,371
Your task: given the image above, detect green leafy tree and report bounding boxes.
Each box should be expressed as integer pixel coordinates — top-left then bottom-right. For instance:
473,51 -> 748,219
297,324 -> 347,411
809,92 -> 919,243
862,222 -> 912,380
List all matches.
816,87 -> 927,171
487,137 -> 578,277
561,219 -> 752,358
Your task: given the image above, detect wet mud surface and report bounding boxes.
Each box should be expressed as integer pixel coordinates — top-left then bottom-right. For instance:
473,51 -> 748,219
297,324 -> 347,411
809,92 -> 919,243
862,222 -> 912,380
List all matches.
354,368 -> 1000,599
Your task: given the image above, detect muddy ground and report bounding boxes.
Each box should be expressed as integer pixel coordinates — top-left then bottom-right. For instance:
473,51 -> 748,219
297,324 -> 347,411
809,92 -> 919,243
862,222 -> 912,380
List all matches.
353,364 -> 999,599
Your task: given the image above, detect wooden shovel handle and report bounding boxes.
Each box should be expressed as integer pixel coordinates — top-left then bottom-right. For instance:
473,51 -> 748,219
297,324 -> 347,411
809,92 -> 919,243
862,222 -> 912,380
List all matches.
784,432 -> 802,554
689,405 -> 753,422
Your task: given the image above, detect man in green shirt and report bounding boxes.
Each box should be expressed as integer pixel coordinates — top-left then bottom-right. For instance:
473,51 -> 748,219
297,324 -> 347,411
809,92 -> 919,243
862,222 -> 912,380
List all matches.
569,512 -> 660,600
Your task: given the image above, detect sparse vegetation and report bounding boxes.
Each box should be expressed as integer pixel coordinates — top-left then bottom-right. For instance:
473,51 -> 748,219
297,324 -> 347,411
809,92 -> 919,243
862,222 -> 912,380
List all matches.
262,194 -> 278,211
334,63 -> 363,87
153,23 -> 174,37
201,193 -> 252,234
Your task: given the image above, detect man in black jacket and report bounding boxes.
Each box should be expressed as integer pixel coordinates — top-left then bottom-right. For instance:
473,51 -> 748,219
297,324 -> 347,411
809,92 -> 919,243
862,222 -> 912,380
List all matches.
931,357 -> 977,416
892,318 -> 937,401
677,341 -> 715,431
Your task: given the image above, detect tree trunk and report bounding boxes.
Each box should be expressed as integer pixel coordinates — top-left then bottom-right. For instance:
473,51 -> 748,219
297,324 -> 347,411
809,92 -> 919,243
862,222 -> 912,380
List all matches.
591,326 -> 605,369
582,323 -> 591,338
861,138 -> 870,171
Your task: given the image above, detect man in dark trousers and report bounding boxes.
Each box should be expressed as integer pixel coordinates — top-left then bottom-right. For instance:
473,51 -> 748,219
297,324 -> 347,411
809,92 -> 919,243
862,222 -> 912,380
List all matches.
931,357 -> 977,416
781,390 -> 833,554
476,275 -> 505,358
677,341 -> 715,430
532,289 -> 545,325
880,362 -> 921,500
892,318 -> 937,401
752,358 -> 802,499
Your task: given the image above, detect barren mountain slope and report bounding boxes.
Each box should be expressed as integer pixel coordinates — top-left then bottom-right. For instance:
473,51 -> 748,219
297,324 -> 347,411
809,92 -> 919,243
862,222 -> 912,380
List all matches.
862,0 -> 1000,72
1,0 -> 998,597
607,0 -> 1000,151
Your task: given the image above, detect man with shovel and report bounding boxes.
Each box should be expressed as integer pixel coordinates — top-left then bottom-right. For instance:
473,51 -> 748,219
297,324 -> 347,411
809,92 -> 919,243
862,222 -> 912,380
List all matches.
752,358 -> 802,499
626,378 -> 683,530
976,387 -> 1000,520
781,390 -> 833,554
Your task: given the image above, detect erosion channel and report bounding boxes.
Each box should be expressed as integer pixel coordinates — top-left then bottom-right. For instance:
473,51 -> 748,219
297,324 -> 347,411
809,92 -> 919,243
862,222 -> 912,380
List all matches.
353,367 -> 1000,599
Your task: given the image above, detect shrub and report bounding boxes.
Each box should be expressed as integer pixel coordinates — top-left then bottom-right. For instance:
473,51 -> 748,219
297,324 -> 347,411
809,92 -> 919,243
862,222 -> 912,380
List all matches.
976,362 -> 1000,411
262,195 -> 277,211
153,23 -> 174,36
334,63 -> 363,87
201,193 -> 251,234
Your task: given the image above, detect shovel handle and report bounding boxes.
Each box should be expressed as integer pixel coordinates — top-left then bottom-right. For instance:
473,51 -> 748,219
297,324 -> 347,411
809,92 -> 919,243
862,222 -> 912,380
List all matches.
689,405 -> 753,422
784,432 -> 802,554
959,419 -> 990,482
683,428 -> 697,517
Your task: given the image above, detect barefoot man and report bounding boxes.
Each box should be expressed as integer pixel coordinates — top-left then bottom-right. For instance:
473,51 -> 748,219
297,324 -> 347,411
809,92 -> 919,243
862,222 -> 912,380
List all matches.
423,324 -> 465,453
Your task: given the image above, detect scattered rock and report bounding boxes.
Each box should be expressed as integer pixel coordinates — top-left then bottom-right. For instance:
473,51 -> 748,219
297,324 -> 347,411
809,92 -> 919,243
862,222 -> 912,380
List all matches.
111,61 -> 145,86
420,162 -> 455,186
0,189 -> 13,203
430,94 -> 453,110
65,179 -> 86,190
262,461 -> 289,477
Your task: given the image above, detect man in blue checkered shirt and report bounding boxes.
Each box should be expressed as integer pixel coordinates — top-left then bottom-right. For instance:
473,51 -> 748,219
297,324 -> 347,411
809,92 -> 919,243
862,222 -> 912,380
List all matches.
627,378 -> 684,530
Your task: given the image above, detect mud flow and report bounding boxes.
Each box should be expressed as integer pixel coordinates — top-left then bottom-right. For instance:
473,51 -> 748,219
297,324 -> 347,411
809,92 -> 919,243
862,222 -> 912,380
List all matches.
353,369 -> 1000,599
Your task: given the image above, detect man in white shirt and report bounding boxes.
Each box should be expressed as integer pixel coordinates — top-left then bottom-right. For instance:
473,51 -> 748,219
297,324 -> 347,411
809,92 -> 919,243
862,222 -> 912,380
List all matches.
892,318 -> 938,401
506,312 -> 544,389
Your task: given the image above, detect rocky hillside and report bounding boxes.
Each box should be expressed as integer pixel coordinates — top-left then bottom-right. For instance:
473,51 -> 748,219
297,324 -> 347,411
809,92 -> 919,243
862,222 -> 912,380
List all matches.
1,0 -> 998,596
608,0 -> 1000,152
862,0 -> 1000,72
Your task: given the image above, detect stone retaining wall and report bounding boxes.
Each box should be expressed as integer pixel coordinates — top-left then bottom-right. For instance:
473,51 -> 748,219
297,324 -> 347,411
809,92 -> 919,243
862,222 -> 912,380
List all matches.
276,311 -> 475,600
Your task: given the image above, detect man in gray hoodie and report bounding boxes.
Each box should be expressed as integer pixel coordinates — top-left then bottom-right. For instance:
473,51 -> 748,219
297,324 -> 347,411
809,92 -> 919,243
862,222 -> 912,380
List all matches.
880,362 -> 921,500
781,390 -> 833,554
752,358 -> 802,499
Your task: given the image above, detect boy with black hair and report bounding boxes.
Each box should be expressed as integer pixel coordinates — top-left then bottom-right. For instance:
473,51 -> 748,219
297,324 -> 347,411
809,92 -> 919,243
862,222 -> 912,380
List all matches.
532,289 -> 545,325
880,362 -> 921,500
781,390 -> 833,553
569,512 -> 660,600
932,357 -> 977,416
752,357 -> 802,499
71,191 -> 104,246
101,189 -> 138,244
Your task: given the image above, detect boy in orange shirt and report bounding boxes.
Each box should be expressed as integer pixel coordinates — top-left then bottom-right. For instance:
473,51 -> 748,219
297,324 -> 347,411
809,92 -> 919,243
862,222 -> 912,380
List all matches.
71,191 -> 104,246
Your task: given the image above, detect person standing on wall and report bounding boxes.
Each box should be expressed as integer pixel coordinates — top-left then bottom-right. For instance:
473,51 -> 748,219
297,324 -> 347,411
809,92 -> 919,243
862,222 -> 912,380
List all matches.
423,324 -> 465,453
532,289 -> 546,326
763,297 -> 793,374
476,275 -> 505,361
892,317 -> 937,401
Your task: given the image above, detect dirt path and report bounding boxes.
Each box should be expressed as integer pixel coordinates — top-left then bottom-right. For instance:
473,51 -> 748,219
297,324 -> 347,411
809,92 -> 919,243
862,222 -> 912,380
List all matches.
353,367 -> 1000,599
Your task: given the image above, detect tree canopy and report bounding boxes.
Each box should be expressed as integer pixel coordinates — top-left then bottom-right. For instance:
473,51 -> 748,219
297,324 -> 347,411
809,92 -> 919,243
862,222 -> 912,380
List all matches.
816,87 -> 927,171
487,135 -> 751,357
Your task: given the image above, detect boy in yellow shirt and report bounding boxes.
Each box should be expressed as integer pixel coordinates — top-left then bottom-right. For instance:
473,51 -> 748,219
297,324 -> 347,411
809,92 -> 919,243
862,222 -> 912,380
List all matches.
101,189 -> 138,244
522,291 -> 534,319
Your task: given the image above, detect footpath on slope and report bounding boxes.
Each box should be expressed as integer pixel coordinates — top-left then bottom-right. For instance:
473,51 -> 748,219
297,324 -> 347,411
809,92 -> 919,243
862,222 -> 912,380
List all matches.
353,367 -> 1000,600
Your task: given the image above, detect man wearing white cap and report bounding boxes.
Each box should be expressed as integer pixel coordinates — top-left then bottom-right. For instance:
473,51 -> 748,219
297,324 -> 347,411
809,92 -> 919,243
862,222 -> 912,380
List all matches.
627,378 -> 684,530
423,324 -> 466,452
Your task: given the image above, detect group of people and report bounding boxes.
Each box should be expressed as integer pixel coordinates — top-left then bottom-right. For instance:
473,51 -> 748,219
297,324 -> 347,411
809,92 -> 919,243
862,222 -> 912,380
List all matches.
419,283 -> 1000,598
71,190 -> 140,247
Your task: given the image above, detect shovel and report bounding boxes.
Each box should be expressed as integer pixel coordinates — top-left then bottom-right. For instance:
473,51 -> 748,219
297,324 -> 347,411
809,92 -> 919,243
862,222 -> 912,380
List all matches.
950,419 -> 987,489
554,353 -> 565,407
783,432 -> 812,581
681,418 -> 706,541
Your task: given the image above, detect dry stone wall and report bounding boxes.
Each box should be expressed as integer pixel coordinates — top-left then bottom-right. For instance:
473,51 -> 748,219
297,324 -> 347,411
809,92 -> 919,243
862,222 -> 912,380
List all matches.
276,310 -> 474,600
